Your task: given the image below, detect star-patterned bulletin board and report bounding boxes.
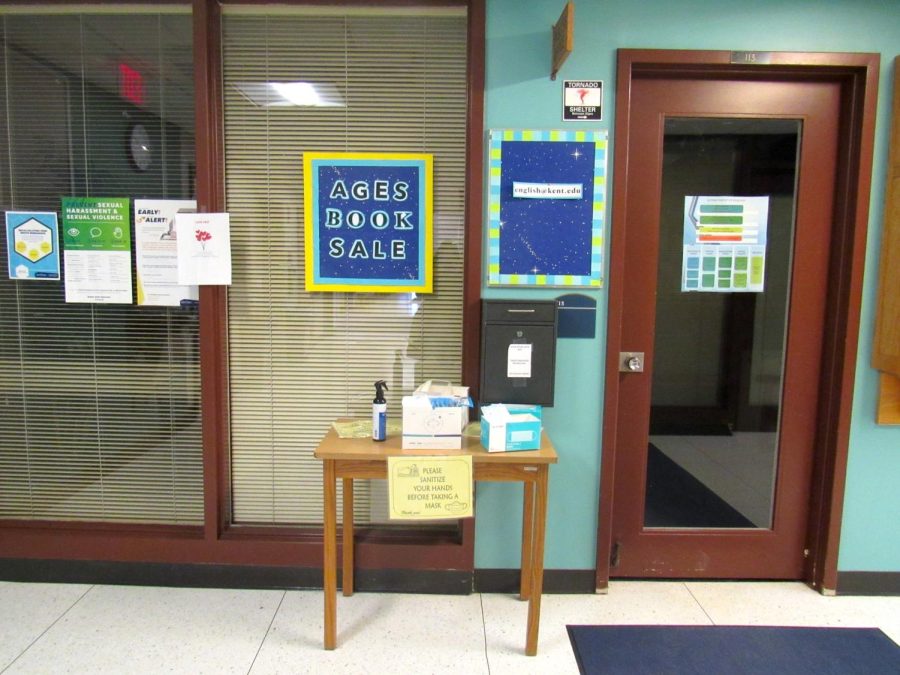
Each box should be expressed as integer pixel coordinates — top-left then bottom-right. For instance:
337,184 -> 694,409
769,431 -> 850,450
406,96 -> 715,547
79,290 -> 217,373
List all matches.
487,129 -> 607,287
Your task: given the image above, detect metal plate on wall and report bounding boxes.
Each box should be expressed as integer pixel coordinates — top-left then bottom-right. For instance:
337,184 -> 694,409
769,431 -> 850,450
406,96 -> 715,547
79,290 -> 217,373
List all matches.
557,294 -> 596,338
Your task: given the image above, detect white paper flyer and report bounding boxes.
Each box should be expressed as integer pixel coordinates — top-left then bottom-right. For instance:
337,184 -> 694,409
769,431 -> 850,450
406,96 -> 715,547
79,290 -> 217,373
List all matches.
134,199 -> 198,306
507,343 -> 533,378
176,212 -> 232,286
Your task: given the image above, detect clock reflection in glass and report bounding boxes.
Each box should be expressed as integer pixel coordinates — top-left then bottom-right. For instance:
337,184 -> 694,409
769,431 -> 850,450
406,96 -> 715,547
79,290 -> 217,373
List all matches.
128,123 -> 152,172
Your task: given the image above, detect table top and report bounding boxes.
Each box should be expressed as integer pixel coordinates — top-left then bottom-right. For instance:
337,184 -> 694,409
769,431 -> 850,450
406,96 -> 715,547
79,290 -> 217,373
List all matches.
314,422 -> 558,464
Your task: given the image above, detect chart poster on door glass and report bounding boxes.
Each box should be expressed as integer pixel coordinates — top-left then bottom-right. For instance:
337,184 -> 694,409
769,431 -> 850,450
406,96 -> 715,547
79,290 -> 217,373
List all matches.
487,129 -> 607,287
682,196 -> 769,293
61,197 -> 133,304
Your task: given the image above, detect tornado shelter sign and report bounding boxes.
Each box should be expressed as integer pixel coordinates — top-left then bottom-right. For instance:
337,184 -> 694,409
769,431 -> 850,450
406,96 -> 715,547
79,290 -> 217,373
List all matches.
388,455 -> 473,520
563,80 -> 603,121
303,152 -> 433,293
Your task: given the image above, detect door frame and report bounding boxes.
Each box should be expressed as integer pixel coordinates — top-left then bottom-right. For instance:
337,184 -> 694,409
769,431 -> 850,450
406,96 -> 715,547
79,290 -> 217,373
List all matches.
597,49 -> 879,593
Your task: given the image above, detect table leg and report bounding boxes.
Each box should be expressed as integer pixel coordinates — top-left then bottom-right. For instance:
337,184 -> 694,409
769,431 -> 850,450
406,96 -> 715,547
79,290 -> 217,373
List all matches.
342,477 -> 354,597
525,465 -> 549,656
520,480 -> 535,601
323,459 -> 337,650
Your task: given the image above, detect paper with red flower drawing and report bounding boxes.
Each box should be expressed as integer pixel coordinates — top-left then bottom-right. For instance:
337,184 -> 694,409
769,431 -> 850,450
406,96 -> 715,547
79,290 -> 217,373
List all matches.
175,212 -> 232,286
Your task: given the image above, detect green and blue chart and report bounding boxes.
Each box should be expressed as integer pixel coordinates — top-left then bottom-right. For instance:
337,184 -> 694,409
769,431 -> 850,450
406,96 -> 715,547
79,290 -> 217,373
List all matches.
487,129 -> 607,287
682,196 -> 769,293
303,152 -> 433,293
5,211 -> 60,280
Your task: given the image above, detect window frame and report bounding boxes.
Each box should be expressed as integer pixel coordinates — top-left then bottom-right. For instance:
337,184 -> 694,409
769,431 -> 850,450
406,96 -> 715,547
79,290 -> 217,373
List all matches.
199,0 -> 485,570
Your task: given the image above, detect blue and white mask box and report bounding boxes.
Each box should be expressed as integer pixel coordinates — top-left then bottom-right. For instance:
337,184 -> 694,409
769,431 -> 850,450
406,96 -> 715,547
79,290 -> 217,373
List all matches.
480,404 -> 542,452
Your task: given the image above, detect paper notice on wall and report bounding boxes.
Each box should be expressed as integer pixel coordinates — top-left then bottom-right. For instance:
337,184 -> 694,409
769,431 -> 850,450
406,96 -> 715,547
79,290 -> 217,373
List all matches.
176,212 -> 232,286
508,343 -> 533,378
61,197 -> 133,304
134,199 -> 198,306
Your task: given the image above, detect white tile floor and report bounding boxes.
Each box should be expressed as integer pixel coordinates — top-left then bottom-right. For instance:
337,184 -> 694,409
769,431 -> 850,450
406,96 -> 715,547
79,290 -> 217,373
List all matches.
1,580 -> 898,674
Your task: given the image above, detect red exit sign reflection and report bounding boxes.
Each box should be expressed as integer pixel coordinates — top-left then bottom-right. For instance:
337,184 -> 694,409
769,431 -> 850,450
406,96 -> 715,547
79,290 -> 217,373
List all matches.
118,63 -> 144,106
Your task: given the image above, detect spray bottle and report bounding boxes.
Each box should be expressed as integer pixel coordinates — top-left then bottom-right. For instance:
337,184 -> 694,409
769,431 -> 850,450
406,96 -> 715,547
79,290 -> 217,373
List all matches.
372,380 -> 389,441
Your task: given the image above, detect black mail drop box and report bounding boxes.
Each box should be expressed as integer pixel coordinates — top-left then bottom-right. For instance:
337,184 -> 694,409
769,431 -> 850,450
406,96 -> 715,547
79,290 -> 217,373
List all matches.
479,300 -> 558,406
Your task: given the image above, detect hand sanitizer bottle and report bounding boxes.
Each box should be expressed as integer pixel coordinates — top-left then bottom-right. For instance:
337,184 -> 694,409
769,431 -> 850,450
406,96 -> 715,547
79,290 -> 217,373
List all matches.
372,380 -> 389,441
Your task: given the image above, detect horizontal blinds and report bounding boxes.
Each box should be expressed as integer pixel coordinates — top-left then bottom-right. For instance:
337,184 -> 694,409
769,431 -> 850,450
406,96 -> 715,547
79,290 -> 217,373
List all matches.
0,12 -> 202,524
223,11 -> 467,525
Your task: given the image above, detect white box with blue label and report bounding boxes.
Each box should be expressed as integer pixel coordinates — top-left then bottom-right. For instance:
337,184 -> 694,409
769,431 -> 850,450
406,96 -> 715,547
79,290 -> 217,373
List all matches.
402,380 -> 470,450
480,404 -> 543,452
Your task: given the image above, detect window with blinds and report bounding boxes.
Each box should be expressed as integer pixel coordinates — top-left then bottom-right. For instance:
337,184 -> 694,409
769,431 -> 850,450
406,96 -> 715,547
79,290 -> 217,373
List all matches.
0,9 -> 202,524
222,8 -> 468,525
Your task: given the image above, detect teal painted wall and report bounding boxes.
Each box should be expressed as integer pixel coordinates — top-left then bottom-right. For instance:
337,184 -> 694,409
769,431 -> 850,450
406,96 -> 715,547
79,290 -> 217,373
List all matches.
475,0 -> 900,573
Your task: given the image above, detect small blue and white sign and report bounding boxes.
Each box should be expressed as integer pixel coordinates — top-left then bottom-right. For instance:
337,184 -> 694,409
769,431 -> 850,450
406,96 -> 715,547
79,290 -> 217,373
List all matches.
5,211 -> 60,280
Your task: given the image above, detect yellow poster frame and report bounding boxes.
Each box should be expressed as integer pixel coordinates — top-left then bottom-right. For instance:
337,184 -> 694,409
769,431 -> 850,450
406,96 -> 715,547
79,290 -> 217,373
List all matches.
303,151 -> 433,293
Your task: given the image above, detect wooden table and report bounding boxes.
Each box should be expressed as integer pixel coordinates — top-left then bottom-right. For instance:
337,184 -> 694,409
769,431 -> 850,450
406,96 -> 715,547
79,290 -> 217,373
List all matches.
314,425 -> 558,656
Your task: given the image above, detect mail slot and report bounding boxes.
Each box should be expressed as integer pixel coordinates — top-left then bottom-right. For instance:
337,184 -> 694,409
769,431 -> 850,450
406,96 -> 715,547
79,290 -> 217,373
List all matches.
479,300 -> 558,406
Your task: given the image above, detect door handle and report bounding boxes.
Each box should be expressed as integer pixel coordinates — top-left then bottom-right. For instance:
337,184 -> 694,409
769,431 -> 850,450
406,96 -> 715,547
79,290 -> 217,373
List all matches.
619,352 -> 645,373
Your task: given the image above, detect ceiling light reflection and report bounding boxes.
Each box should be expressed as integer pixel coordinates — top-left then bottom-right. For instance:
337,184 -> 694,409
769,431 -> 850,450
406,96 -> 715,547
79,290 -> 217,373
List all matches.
234,81 -> 345,108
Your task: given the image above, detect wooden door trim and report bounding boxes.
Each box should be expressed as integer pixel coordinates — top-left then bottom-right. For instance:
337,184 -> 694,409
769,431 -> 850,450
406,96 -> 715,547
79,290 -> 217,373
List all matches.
597,49 -> 879,592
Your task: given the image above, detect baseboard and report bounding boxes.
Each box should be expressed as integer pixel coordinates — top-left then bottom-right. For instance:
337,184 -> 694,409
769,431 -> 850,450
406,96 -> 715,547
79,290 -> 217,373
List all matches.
353,568 -> 472,594
836,571 -> 900,596
15,560 -> 881,596
474,568 -> 596,593
0,558 -> 322,589
0,559 -> 472,594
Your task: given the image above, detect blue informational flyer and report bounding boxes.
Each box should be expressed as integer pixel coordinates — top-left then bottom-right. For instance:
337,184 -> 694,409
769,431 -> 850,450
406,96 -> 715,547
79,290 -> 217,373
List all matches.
5,211 -> 60,280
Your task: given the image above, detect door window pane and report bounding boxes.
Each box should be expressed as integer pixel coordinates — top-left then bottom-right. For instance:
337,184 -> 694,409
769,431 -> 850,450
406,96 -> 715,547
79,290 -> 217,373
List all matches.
645,118 -> 799,529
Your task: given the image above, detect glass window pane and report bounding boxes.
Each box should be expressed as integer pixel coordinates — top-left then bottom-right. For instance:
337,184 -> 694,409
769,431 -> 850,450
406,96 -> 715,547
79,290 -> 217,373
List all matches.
222,9 -> 468,525
0,9 -> 201,524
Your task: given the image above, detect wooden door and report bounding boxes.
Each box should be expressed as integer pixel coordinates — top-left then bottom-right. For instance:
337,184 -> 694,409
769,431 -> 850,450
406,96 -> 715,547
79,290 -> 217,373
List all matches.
606,68 -> 842,578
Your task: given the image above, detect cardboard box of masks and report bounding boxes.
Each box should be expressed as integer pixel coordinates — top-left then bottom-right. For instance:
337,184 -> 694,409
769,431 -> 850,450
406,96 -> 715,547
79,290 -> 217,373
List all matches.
402,380 -> 470,450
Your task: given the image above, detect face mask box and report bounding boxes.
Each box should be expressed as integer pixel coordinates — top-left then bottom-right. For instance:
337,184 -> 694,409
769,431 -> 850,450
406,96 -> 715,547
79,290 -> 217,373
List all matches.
402,380 -> 470,450
480,404 -> 543,452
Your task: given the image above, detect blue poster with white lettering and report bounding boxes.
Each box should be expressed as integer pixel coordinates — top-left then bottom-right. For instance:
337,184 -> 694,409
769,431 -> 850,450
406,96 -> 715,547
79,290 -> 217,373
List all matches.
5,211 -> 60,280
303,153 -> 433,293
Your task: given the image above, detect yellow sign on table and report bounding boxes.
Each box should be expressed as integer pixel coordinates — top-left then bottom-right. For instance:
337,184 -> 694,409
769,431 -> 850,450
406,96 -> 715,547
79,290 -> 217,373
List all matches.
388,455 -> 473,520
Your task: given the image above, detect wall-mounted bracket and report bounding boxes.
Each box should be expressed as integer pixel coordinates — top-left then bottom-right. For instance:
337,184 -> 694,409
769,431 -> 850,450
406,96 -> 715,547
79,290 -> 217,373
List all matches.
551,1 -> 573,81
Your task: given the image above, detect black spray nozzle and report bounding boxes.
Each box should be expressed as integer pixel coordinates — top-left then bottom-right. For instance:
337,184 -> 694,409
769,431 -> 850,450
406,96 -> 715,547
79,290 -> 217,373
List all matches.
373,380 -> 389,402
